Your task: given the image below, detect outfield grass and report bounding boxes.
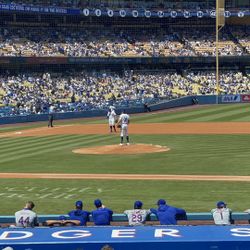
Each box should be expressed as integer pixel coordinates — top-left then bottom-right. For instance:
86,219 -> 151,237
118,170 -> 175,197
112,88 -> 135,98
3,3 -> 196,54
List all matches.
0,104 -> 250,214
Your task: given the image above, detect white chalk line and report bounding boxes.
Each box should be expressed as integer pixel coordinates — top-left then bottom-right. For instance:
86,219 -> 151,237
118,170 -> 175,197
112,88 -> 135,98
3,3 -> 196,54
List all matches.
0,186 -> 110,200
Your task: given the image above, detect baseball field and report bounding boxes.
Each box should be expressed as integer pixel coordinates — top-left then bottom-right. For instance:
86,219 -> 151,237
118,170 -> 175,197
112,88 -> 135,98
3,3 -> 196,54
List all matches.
0,103 -> 250,215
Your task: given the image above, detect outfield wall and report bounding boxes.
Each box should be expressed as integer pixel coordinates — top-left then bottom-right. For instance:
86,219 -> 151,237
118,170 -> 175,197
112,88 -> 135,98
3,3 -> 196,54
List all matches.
0,94 -> 248,125
1,226 -> 250,250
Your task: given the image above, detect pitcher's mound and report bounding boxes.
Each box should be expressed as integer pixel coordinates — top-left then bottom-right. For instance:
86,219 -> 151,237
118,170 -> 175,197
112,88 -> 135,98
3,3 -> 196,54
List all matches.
73,143 -> 170,155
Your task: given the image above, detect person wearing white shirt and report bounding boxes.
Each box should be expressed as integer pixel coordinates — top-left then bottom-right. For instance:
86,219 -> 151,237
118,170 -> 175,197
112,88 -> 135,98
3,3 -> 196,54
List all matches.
15,201 -> 39,228
211,201 -> 232,225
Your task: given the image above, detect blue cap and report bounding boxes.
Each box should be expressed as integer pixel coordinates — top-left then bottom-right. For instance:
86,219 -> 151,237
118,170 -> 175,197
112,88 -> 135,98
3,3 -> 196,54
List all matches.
134,200 -> 143,209
59,215 -> 66,220
75,200 -> 83,208
94,199 -> 102,208
157,199 -> 166,205
217,201 -> 226,208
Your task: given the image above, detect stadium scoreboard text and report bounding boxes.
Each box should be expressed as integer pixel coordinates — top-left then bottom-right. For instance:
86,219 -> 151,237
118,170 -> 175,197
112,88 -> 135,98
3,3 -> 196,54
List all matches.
1,226 -> 250,250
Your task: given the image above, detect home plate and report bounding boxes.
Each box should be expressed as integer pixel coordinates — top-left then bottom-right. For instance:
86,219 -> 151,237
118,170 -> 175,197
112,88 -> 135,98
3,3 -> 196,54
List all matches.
15,132 -> 22,135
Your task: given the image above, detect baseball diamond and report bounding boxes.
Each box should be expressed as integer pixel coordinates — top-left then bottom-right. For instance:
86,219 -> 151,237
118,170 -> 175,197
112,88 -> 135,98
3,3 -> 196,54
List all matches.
1,104 -> 250,215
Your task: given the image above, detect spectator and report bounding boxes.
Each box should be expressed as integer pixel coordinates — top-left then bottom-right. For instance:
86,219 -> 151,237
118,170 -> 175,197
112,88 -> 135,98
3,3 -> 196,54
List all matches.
68,200 -> 90,226
91,199 -> 113,226
15,201 -> 39,227
124,200 -> 151,226
150,199 -> 187,225
211,201 -> 232,225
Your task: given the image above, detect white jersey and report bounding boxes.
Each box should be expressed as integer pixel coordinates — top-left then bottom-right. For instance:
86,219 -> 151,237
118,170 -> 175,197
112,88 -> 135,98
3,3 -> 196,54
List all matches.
124,209 -> 151,226
15,209 -> 38,227
119,113 -> 130,125
211,208 -> 231,225
49,105 -> 54,114
107,110 -> 116,120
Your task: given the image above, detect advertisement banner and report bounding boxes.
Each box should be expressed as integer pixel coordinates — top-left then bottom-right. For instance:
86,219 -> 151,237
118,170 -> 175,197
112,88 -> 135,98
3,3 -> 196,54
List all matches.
221,95 -> 241,103
0,3 -> 249,18
241,95 -> 250,102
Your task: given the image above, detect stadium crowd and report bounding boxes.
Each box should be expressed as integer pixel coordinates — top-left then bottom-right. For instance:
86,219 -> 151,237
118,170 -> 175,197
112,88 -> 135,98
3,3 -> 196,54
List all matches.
0,69 -> 249,116
182,28 -> 245,56
0,0 -> 215,9
0,27 -> 249,57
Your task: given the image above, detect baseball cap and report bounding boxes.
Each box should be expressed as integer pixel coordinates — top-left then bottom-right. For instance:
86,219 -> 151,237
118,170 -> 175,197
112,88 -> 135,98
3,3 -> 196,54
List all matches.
134,200 -> 143,209
157,199 -> 166,206
217,201 -> 226,208
75,200 -> 83,208
59,215 -> 66,220
94,199 -> 102,208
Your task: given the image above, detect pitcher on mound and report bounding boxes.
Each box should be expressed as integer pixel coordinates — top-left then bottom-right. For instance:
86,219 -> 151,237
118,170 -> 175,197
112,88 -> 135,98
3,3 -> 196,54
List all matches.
117,110 -> 130,145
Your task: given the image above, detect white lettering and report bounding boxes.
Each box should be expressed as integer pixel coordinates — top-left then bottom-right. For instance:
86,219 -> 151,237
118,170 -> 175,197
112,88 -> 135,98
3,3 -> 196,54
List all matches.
231,228 -> 250,237
52,230 -> 91,239
155,229 -> 181,238
111,229 -> 135,238
0,231 -> 33,240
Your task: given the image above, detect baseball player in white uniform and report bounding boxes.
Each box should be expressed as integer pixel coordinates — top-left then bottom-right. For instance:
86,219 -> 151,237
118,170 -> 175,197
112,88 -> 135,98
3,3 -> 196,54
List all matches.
117,110 -> 130,145
107,108 -> 117,133
15,201 -> 39,227
124,200 -> 151,226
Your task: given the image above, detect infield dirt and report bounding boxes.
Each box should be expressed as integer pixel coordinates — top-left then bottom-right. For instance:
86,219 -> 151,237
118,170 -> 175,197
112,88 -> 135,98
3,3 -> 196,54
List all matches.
1,121 -> 250,181
1,122 -> 250,137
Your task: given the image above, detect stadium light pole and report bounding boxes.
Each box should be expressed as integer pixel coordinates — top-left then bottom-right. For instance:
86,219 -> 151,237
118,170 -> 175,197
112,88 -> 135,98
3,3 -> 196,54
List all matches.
216,0 -> 225,104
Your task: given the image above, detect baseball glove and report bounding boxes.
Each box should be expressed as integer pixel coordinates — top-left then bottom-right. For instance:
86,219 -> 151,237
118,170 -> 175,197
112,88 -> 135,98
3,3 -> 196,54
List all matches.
117,124 -> 121,129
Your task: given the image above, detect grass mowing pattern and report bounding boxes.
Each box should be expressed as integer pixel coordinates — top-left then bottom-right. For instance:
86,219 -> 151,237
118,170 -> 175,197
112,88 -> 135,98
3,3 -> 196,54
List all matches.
0,179 -> 250,215
1,134 -> 250,175
0,103 -> 250,214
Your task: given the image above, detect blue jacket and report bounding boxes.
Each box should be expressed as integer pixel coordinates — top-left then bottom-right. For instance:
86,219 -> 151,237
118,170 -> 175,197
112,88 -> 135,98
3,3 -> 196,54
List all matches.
150,205 -> 186,225
68,209 -> 90,226
91,207 -> 113,225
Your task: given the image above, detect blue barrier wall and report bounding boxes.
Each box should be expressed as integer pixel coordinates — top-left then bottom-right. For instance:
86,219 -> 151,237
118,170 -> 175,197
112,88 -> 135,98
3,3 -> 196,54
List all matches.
0,95 -> 216,125
0,94 -> 246,125
1,226 -> 250,250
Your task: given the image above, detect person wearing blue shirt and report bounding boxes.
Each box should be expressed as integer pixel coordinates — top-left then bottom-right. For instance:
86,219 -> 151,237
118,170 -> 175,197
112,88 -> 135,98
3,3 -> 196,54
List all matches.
91,199 -> 113,226
150,199 -> 187,225
68,200 -> 90,226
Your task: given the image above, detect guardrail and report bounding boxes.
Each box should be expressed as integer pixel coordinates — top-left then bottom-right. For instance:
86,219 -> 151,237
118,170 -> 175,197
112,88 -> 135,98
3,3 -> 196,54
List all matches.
1,213 -> 250,225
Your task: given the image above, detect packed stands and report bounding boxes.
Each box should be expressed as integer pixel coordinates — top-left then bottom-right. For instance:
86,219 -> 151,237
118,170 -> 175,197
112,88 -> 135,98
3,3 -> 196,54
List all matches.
0,69 -> 249,116
0,26 -> 249,57
0,0 -> 215,9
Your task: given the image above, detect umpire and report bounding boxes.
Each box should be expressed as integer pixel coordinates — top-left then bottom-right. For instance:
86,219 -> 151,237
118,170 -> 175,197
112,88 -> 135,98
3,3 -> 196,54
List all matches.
48,104 -> 54,128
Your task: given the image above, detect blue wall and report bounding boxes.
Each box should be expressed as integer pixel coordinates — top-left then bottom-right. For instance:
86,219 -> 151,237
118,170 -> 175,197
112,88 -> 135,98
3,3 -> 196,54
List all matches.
0,94 -> 244,125
1,226 -> 250,250
0,95 -> 215,125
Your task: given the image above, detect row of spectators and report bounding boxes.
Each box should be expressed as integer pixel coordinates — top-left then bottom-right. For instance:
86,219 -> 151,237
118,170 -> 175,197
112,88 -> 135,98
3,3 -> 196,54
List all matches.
0,0 -> 215,10
0,26 -> 249,57
0,70 -> 249,116
13,199 -> 245,228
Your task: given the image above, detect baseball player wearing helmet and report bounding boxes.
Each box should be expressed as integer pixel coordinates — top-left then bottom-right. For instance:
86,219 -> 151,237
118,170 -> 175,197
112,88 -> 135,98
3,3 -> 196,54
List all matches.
117,110 -> 130,145
107,108 -> 117,133
124,200 -> 151,226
